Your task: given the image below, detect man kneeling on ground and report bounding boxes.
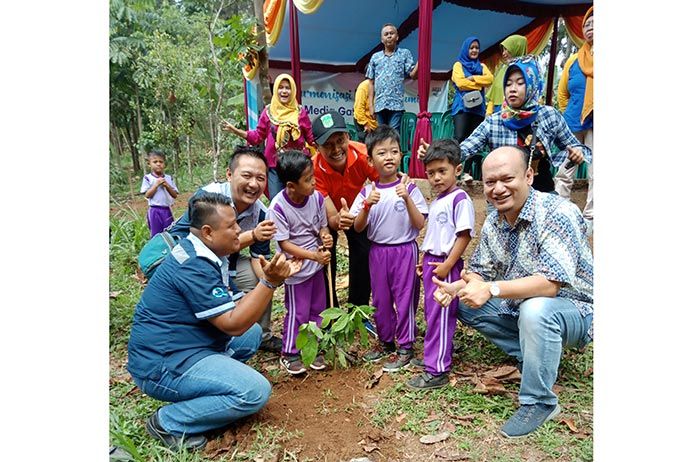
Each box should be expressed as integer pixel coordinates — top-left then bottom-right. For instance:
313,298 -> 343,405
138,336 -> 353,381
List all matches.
127,192 -> 301,451
433,145 -> 593,439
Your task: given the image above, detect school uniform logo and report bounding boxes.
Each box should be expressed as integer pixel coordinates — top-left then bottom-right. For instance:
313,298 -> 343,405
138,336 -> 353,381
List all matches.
436,211 -> 449,224
393,200 -> 407,213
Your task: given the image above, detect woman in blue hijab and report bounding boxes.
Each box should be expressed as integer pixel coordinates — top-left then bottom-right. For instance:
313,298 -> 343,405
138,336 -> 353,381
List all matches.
450,36 -> 493,143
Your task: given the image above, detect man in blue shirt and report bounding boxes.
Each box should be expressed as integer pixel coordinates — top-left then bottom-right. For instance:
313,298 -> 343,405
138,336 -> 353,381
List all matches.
128,192 -> 301,450
366,23 -> 418,132
432,146 -> 593,439
169,145 -> 283,353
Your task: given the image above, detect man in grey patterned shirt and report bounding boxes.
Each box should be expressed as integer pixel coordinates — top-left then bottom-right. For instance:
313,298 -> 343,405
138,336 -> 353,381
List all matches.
433,145 -> 593,439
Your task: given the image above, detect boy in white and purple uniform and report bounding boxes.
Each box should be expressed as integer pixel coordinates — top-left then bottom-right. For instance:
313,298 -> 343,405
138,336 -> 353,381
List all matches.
140,150 -> 179,237
350,125 -> 428,372
266,151 -> 334,375
408,139 -> 474,389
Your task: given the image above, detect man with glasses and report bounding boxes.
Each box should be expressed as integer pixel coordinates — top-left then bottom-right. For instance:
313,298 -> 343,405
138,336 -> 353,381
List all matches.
432,145 -> 593,439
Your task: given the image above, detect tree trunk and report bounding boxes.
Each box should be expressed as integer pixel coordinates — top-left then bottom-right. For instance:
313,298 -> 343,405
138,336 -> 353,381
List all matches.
253,0 -> 272,105
186,134 -> 193,185
121,127 -> 136,199
125,117 -> 141,175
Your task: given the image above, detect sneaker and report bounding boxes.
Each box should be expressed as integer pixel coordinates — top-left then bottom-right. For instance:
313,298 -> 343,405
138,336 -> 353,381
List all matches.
382,348 -> 414,372
310,354 -> 327,371
259,335 -> 283,353
363,341 -> 396,362
409,357 -> 424,370
109,446 -> 134,462
146,409 -> 208,451
500,403 -> 561,438
279,355 -> 307,375
406,372 -> 449,390
363,320 -> 379,339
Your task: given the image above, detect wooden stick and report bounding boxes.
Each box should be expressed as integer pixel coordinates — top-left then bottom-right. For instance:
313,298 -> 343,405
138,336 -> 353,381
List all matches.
326,262 -> 334,309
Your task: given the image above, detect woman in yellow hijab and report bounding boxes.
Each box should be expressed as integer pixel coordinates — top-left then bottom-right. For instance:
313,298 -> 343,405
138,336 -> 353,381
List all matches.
555,6 -> 594,236
222,73 -> 315,198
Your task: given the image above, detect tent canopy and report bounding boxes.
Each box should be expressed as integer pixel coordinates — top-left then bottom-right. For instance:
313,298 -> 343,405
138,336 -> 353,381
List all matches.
268,0 -> 593,76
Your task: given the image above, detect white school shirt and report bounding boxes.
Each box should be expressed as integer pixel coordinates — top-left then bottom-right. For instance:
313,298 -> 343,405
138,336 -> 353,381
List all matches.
267,190 -> 327,285
421,187 -> 475,256
140,173 -> 178,207
349,177 -> 428,244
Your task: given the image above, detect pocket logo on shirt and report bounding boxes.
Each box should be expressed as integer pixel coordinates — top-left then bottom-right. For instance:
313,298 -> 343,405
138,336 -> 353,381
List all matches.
393,200 -> 407,213
212,287 -> 227,298
437,211 -> 449,224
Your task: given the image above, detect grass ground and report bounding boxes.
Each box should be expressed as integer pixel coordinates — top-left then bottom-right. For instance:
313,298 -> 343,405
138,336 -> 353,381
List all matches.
109,185 -> 593,462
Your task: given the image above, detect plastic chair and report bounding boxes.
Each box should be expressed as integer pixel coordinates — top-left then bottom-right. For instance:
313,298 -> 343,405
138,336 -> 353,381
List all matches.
576,162 -> 588,179
430,112 -> 443,138
402,154 -> 411,173
440,112 -> 454,139
346,122 -> 358,142
399,112 -> 417,153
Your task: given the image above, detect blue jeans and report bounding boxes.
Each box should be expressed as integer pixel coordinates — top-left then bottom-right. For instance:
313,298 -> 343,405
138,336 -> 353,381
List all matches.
457,297 -> 592,405
375,109 -> 404,132
267,167 -> 284,200
132,324 -> 271,435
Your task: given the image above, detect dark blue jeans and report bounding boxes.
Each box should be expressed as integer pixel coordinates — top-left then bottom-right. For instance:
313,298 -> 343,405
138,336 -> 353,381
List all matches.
375,109 -> 404,132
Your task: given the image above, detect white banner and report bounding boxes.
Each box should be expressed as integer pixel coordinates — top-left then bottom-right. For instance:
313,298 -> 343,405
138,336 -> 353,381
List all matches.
269,70 -> 449,125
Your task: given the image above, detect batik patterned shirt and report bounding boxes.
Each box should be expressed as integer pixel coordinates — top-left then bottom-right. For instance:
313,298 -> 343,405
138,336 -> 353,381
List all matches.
459,106 -> 592,167
366,48 -> 415,112
469,189 -> 594,338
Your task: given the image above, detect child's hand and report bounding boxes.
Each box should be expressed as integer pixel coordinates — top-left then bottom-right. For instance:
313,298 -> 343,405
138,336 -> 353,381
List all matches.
365,182 -> 381,206
314,246 -> 331,265
320,233 -> 333,249
395,174 -> 410,200
156,177 -> 167,187
415,263 -> 423,278
417,138 -> 429,160
427,261 -> 450,280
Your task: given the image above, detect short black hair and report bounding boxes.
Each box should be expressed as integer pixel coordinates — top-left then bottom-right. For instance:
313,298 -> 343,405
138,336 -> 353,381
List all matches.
365,124 -> 401,158
276,150 -> 312,185
228,145 -> 268,172
147,150 -> 165,160
189,192 -> 232,229
423,138 -> 461,167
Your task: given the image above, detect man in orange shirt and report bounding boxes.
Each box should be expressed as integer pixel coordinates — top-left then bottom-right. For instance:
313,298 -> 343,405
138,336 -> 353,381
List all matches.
311,110 -> 379,314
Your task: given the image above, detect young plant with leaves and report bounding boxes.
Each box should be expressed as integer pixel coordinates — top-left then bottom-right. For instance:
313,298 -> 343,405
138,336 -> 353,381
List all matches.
295,304 -> 375,369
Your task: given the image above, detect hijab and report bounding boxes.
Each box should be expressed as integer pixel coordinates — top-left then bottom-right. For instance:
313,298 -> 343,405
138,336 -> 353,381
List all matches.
500,56 -> 543,131
268,73 -> 301,150
487,35 -> 527,106
457,37 -> 483,76
578,6 -> 594,124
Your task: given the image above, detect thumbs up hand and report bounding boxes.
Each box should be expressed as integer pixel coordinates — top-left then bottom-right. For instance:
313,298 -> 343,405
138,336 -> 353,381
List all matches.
338,197 -> 354,230
396,174 -> 410,200
417,138 -> 430,160
366,182 -> 381,207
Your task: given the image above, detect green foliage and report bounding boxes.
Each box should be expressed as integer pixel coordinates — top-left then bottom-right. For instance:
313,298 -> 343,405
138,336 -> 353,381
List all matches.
296,304 -> 375,369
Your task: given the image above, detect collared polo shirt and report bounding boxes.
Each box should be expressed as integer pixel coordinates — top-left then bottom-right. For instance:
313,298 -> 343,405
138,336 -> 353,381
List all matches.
469,189 -> 594,338
169,181 -> 271,258
127,234 -> 244,381
313,141 -> 379,211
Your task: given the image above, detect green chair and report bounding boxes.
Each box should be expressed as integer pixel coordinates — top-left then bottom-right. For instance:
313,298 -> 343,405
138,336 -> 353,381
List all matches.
576,162 -> 588,179
402,154 -> 411,174
440,112 -> 454,139
399,112 -> 417,154
430,112 -> 443,138
346,122 -> 358,142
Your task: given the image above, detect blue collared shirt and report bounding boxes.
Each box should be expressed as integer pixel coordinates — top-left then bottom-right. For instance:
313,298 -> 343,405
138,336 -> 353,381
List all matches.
366,48 -> 415,112
459,106 -> 592,167
469,189 -> 594,339
127,234 -> 244,380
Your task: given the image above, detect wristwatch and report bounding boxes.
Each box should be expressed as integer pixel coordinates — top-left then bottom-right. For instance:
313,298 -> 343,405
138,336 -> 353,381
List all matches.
489,282 -> 501,298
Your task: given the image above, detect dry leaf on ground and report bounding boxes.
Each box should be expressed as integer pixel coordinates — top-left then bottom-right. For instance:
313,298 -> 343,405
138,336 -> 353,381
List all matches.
109,291 -> 122,299
560,418 -> 579,433
434,447 -> 471,460
419,431 -> 450,444
365,369 -> 383,389
363,445 -> 379,453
